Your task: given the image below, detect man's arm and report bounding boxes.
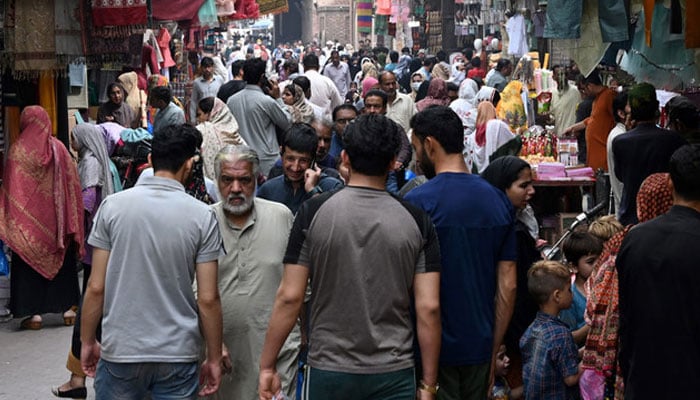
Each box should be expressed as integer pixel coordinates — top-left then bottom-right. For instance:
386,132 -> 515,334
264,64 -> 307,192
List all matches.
490,260 -> 517,387
190,83 -> 200,123
269,98 -> 293,132
414,271 -> 441,400
80,248 -> 110,377
195,260 -> 223,397
258,264 -> 309,400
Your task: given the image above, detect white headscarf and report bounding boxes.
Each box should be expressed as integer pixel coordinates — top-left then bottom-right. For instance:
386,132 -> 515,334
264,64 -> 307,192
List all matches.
449,78 -> 479,137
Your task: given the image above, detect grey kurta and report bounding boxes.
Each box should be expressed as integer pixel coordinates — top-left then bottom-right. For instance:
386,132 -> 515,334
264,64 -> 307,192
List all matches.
207,198 -> 300,400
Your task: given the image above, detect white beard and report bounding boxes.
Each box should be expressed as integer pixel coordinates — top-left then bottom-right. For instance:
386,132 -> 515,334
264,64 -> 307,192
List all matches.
220,192 -> 254,215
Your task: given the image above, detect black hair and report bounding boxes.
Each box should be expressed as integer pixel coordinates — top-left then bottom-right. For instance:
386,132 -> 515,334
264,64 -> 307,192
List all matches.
343,114 -> 401,176
198,97 -> 215,114
562,231 -> 603,266
231,60 -> 245,77
281,123 -> 318,157
446,82 -> 459,93
667,96 -> 699,130
150,86 -> 172,104
151,124 -> 201,173
332,103 -> 358,120
410,105 -> 464,154
243,58 -> 266,85
436,50 -> 447,62
424,56 -> 437,67
200,57 -> 214,68
389,51 -> 399,63
303,53 -> 320,69
401,47 -> 410,54
462,48 -> 474,60
292,76 -> 311,94
470,57 -> 481,68
670,144 -> 700,201
330,50 -> 339,57
107,82 -> 127,102
364,89 -> 388,106
285,60 -> 299,74
496,59 -> 512,72
481,156 -> 531,192
613,92 -> 628,123
578,71 -> 602,86
415,80 -> 430,102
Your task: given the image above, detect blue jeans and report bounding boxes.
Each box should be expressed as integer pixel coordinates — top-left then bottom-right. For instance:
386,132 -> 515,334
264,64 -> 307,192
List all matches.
95,360 -> 199,400
303,366 -> 415,400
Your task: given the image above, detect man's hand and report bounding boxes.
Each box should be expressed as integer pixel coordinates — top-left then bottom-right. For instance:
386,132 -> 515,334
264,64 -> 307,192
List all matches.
258,367 -> 282,400
417,388 -> 437,400
221,343 -> 233,375
304,165 -> 322,193
198,358 -> 222,397
80,339 -> 101,378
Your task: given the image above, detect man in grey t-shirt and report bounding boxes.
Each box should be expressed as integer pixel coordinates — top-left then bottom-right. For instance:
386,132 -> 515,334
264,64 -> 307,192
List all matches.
258,114 -> 442,400
80,125 -> 224,399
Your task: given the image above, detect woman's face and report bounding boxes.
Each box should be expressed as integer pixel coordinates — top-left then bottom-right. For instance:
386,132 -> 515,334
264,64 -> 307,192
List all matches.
196,107 -> 210,124
70,133 -> 80,152
282,88 -> 295,105
108,86 -> 124,105
506,167 -> 535,210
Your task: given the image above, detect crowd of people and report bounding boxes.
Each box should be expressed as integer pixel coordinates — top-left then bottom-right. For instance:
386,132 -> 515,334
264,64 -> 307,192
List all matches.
0,36 -> 699,400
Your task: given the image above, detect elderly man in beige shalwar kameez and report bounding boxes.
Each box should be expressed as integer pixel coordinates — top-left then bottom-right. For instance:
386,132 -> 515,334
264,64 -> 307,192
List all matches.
203,145 -> 301,400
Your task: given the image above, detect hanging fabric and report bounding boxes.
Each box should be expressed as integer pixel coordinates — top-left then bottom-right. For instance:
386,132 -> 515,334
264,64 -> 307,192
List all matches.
151,0 -> 206,22
39,71 -> 58,136
13,0 -> 57,75
92,0 -> 147,27
357,0 -> 373,34
686,0 -> 700,48
55,0 -> 83,66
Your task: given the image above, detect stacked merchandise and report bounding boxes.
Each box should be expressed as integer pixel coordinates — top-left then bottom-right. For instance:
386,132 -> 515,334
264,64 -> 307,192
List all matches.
426,11 -> 442,54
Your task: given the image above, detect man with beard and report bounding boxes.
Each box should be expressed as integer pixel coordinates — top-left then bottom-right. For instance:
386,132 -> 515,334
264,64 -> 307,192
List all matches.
404,106 -> 517,400
209,145 -> 301,399
257,123 -> 343,215
379,71 -> 416,133
80,124 -> 223,398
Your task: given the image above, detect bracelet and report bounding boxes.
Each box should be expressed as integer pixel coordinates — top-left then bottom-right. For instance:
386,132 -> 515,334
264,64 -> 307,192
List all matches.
418,380 -> 439,395
307,186 -> 323,196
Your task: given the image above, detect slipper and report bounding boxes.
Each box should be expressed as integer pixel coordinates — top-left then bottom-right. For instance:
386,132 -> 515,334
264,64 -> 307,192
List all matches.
51,386 -> 87,399
20,317 -> 42,330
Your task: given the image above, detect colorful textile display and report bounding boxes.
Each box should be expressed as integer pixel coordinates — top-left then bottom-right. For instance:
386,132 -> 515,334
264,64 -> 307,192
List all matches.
357,0 -> 373,34
39,71 -> 58,136
258,0 -> 288,15
151,0 -> 205,22
13,0 -> 57,73
55,0 -> 83,64
91,0 -> 147,27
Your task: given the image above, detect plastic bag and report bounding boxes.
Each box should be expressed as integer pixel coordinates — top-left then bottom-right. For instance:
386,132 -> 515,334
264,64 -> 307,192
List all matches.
0,241 -> 8,276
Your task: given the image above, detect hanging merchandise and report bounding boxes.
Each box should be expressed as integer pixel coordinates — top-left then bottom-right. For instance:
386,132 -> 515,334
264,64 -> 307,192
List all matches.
543,0 -> 582,39
11,0 -> 57,74
217,0 -> 236,17
91,0 -> 147,28
198,0 -> 219,28
375,15 -> 388,36
357,0 -> 373,34
377,0 -> 391,16
506,12 -> 528,58
55,0 -> 83,66
151,0 -> 206,22
257,0 -> 288,16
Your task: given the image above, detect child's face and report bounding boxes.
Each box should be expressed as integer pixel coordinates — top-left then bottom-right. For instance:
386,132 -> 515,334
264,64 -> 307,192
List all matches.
576,253 -> 598,280
495,345 -> 510,377
557,283 -> 574,309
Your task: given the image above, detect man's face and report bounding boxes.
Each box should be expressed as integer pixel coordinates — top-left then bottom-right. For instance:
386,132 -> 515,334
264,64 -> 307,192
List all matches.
363,95 -> 386,115
217,160 -> 256,216
202,64 -> 214,79
332,53 -> 340,66
334,109 -> 357,138
282,147 -> 313,182
411,134 -> 436,179
312,122 -> 332,161
447,88 -> 458,103
380,74 -> 398,98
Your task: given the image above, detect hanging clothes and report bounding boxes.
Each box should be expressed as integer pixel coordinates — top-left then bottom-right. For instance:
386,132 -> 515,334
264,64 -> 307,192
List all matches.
158,28 -> 177,70
151,0 -> 206,21
543,0 -> 583,39
217,0 -> 236,16
597,0 -> 629,43
199,0 -> 219,28
506,13 -> 529,58
39,72 -> 57,136
92,0 -> 147,27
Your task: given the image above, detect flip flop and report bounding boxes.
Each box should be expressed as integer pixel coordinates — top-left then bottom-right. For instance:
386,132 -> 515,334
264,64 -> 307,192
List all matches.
51,386 -> 87,399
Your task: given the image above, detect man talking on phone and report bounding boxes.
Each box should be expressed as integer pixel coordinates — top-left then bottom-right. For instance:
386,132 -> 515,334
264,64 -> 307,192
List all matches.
257,123 -> 343,215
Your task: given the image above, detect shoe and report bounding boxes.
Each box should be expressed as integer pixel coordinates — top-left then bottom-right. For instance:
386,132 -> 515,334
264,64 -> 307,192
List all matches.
20,317 -> 42,330
51,386 -> 87,399
63,306 -> 78,326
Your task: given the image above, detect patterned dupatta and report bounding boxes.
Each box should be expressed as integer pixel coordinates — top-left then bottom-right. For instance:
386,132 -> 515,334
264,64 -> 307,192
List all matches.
0,106 -> 84,279
91,0 -> 147,27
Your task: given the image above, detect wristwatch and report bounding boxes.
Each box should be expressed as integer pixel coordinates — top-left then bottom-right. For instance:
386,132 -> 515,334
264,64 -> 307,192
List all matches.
307,185 -> 323,196
418,380 -> 439,395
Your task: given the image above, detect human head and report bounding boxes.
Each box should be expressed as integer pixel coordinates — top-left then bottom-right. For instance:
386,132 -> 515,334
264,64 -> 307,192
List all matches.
197,97 -> 215,123
151,124 -> 201,177
474,38 -> 483,52
363,89 -> 387,115
410,72 -> 424,93
281,84 -> 297,106
200,56 -> 215,79
361,77 -> 379,97
481,156 -> 535,210
410,106 -> 464,179
292,76 -> 312,99
231,60 -> 245,79
436,50 -> 447,63
470,57 -> 481,69
667,96 -> 700,136
423,56 -> 437,71
280,123 -> 318,182
562,231 -> 602,280
612,92 -> 628,124
577,71 -> 603,99
446,82 -> 459,103
388,50 -> 399,63
149,86 -> 172,109
311,117 -> 334,161
627,82 -> 659,122
462,48 -> 474,62
669,145 -> 700,202
243,58 -> 267,85
332,104 -> 358,138
284,59 -> 299,77
330,50 -> 340,66
636,172 -> 675,222
476,86 -> 501,107
417,48 -> 426,58
527,260 -> 572,307
379,71 -> 398,99
214,145 -> 259,216
495,59 -> 512,76
587,215 -> 624,242
107,82 -> 127,105
342,114 -> 401,176
302,53 -> 320,71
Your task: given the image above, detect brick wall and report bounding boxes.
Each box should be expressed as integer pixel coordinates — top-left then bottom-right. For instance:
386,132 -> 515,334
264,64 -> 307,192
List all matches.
313,0 -> 353,46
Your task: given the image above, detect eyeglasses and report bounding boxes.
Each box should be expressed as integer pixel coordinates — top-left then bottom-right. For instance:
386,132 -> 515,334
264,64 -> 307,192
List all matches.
336,118 -> 355,125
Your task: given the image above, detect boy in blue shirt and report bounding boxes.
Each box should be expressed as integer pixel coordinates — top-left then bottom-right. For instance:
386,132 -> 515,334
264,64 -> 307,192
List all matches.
520,260 -> 582,400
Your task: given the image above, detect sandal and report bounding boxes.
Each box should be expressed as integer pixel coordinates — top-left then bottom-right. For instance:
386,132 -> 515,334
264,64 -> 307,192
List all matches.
20,316 -> 42,330
51,386 -> 87,399
63,306 -> 78,326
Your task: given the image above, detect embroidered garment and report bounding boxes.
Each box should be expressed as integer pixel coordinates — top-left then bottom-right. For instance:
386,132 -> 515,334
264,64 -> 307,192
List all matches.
91,0 -> 147,27
0,106 -> 84,280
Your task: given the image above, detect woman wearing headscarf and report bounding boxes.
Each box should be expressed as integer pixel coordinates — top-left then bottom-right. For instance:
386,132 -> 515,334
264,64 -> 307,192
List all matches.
97,82 -> 135,128
196,96 -> 247,181
475,85 -> 501,106
481,156 -> 540,399
450,78 -> 479,137
496,80 -> 528,133
467,101 -> 521,173
117,71 -> 147,129
0,106 -> 83,330
580,173 -> 673,400
415,78 -> 451,112
52,123 -> 117,399
409,71 -> 425,101
281,83 -> 315,124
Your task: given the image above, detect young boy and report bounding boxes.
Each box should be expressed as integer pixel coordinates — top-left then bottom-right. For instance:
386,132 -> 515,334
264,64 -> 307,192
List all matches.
559,231 -> 603,344
520,260 -> 582,400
